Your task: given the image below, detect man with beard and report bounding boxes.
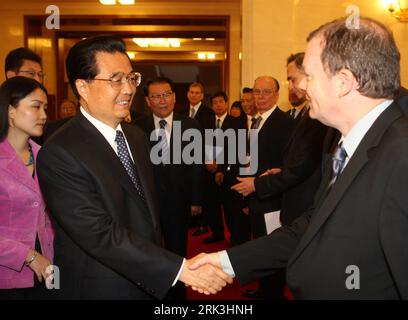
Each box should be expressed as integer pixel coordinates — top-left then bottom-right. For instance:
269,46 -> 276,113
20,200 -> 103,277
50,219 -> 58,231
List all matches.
286,53 -> 309,124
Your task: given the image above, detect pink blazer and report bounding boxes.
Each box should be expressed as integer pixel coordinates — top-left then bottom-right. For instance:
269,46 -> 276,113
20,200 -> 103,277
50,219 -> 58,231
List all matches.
0,139 -> 54,289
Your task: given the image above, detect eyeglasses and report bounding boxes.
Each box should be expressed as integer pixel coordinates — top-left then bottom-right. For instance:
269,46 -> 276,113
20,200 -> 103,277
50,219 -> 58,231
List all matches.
149,91 -> 174,102
17,70 -> 45,81
91,71 -> 141,89
253,89 -> 274,96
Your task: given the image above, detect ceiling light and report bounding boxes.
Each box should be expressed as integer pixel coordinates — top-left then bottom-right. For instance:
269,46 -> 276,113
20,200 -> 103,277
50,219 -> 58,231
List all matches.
99,0 -> 116,5
207,53 -> 216,59
127,51 -> 136,59
132,38 -> 180,48
118,0 -> 135,4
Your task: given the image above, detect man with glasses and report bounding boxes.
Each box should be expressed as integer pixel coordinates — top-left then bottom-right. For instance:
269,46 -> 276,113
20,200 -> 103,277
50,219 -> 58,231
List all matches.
5,47 -> 45,83
236,76 -> 295,299
134,77 -> 203,300
36,35 -> 231,300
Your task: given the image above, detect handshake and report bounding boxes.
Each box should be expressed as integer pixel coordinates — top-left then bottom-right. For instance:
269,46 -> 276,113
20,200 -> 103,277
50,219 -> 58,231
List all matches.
178,252 -> 233,295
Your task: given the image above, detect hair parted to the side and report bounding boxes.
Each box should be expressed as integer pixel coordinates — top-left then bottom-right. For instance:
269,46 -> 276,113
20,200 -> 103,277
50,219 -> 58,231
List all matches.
5,47 -> 42,77
189,82 -> 205,94
307,17 -> 400,99
0,76 -> 48,141
211,91 -> 228,102
65,35 -> 129,99
287,52 -> 305,69
143,76 -> 175,96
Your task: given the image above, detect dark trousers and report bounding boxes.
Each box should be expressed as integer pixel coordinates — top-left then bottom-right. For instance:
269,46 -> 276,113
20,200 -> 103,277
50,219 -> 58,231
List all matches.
203,171 -> 224,237
221,184 -> 251,245
0,277 -> 53,300
249,206 -> 286,300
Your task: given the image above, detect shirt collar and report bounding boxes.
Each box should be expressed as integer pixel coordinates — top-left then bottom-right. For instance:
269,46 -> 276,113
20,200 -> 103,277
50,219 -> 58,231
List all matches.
216,112 -> 228,122
190,101 -> 202,111
80,106 -> 122,148
258,105 -> 277,121
153,112 -> 174,130
341,100 -> 393,159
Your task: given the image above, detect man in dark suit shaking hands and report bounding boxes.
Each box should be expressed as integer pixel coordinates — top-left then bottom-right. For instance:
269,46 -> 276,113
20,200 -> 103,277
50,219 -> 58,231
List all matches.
134,77 -> 203,299
36,35 -> 231,300
191,17 -> 408,299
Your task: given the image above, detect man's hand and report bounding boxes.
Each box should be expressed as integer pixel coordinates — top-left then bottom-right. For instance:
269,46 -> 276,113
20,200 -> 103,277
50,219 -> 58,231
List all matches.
260,168 -> 282,176
231,177 -> 256,197
205,162 -> 218,173
215,172 -> 224,186
242,207 -> 249,215
191,205 -> 202,216
179,253 -> 233,295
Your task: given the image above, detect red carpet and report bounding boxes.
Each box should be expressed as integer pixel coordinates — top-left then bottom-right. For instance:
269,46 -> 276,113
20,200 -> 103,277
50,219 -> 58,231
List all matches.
186,228 -> 294,300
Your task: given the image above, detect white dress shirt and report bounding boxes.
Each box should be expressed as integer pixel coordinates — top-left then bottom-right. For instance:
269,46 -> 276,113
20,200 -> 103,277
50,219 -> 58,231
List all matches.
153,112 -> 173,144
215,112 -> 228,128
257,105 -> 277,130
340,99 -> 392,169
189,101 -> 202,118
80,107 -> 134,162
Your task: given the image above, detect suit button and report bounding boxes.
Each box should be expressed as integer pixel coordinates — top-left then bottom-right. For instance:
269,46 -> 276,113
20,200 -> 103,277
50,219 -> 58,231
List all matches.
33,202 -> 39,207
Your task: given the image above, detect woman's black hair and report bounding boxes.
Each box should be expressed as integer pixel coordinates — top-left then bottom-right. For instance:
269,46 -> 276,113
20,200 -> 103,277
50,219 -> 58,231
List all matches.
0,76 -> 47,141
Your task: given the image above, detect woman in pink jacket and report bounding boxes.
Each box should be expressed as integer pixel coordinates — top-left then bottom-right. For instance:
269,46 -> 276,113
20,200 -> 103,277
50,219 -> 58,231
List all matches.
0,77 -> 54,299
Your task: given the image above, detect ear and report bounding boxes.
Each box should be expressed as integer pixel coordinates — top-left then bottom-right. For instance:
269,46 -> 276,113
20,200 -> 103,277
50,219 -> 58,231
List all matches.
145,96 -> 152,108
337,69 -> 358,98
8,105 -> 16,124
75,79 -> 89,102
6,70 -> 17,79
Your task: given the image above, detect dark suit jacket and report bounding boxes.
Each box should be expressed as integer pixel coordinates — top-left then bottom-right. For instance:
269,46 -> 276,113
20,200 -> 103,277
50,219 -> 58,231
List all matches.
395,86 -> 408,101
246,107 -> 295,236
228,102 -> 408,299
43,116 -> 73,143
134,113 -> 203,256
397,87 -> 408,116
217,114 -> 247,187
254,111 -> 328,224
286,106 -> 307,126
37,112 -> 182,300
182,103 -> 214,131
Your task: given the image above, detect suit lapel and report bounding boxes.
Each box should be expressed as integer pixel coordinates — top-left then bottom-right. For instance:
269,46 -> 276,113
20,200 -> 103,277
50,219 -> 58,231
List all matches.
258,107 -> 281,135
0,140 -> 39,195
288,103 -> 403,266
284,111 -> 309,155
76,114 -> 150,213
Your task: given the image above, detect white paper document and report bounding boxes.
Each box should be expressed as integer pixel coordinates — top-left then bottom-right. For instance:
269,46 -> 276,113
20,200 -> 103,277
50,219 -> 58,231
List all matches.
264,210 -> 282,234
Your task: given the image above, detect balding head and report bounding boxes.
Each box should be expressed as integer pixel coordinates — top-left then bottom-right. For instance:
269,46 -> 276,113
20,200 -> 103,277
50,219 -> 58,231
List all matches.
253,76 -> 280,113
